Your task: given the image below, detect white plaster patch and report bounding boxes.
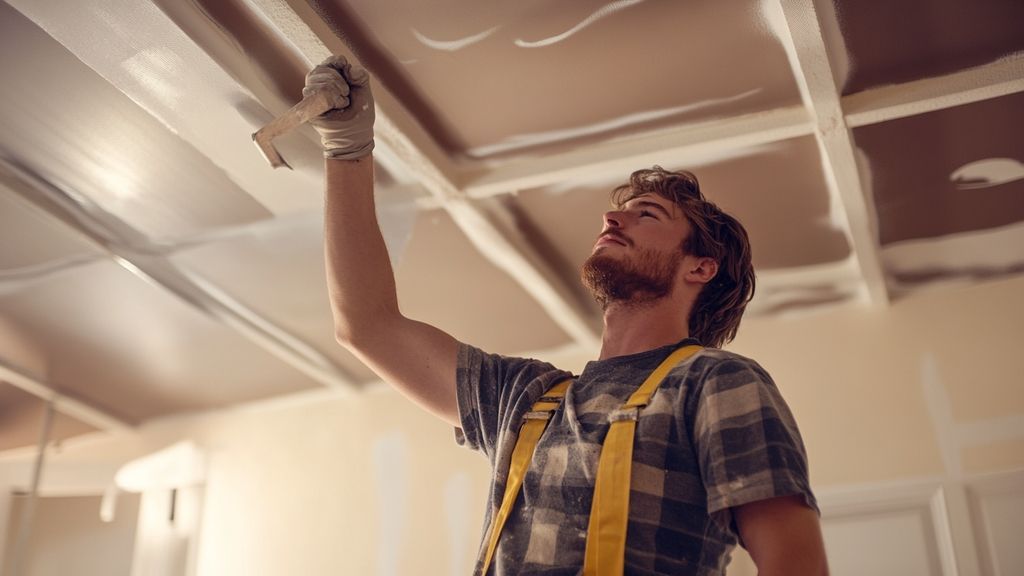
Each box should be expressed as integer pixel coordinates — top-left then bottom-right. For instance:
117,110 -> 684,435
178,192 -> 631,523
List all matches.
755,0 -> 852,102
514,0 -> 646,48
373,432 -> 408,576
920,353 -> 1024,481
808,0 -> 852,91
412,26 -> 500,52
375,185 -> 420,268
921,352 -> 962,479
465,89 -> 762,158
755,0 -> 806,102
882,220 -> 1024,281
120,48 -> 186,121
951,158 -> 1024,190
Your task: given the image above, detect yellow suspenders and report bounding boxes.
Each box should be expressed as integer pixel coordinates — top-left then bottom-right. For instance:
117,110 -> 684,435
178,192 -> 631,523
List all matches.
480,344 -> 703,575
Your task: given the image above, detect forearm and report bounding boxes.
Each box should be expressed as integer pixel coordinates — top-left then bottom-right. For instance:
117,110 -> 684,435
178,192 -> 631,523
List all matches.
323,154 -> 400,343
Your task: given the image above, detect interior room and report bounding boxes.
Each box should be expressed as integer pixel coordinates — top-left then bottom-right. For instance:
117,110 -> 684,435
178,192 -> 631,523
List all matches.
1,0 -> 1022,574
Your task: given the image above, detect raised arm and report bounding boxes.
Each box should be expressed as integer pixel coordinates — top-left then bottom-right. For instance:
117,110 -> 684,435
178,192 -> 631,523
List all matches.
309,56 -> 460,426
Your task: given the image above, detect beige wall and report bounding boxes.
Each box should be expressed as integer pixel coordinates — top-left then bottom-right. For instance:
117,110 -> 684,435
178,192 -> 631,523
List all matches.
731,274 -> 1024,486
2,494 -> 139,576
1,275 -> 1021,575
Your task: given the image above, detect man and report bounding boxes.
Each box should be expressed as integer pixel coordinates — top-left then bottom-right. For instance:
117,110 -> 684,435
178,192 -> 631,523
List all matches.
306,55 -> 829,575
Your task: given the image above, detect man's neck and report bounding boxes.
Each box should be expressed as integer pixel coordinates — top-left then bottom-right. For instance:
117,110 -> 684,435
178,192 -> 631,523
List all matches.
598,296 -> 691,360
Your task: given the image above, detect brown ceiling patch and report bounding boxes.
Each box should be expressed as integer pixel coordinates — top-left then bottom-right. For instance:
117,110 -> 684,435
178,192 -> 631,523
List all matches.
514,137 -> 850,276
836,0 -> 1024,95
312,0 -> 801,159
854,92 -> 1024,245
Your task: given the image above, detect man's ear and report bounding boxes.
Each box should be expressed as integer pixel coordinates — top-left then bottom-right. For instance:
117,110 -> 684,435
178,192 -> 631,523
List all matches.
685,256 -> 719,285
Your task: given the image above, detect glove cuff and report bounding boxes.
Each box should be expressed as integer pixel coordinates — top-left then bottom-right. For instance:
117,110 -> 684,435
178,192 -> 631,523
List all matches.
324,140 -> 375,161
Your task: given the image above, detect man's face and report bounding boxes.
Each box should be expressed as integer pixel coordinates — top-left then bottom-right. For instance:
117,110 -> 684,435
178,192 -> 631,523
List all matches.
581,193 -> 691,308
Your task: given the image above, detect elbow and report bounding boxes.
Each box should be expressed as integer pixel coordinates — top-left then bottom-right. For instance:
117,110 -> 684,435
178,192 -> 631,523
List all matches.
333,317 -> 374,349
333,325 -> 357,348
331,310 -> 366,349
332,307 -> 399,350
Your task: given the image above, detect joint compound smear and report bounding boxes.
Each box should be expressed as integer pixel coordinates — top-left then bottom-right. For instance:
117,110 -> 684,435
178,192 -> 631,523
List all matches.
466,88 -> 762,158
411,26 -> 500,52
951,158 -> 1024,190
514,0 -> 646,48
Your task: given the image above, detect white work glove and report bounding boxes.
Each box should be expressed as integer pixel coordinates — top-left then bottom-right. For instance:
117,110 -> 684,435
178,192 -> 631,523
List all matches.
303,55 -> 375,160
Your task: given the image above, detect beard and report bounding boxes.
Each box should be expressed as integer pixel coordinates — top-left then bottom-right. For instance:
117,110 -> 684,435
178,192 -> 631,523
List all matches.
581,246 -> 683,309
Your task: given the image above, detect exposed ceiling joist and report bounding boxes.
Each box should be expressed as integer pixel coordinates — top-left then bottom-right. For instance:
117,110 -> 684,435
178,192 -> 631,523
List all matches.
778,0 -> 889,306
0,359 -> 131,433
843,53 -> 1024,128
0,157 -> 357,392
461,104 -> 813,198
252,0 -> 600,348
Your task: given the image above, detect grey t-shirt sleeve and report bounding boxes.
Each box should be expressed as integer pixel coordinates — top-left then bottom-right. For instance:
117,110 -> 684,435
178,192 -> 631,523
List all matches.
455,342 -> 570,461
691,355 -> 819,522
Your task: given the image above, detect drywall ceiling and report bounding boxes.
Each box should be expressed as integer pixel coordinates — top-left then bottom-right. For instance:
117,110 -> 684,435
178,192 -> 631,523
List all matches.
0,0 -> 1022,452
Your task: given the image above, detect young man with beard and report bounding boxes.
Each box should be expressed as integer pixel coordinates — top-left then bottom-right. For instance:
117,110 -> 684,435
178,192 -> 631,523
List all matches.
308,56 -> 828,575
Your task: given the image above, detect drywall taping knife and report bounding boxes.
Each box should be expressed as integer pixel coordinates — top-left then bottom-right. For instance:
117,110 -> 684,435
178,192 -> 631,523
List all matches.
251,88 -> 334,169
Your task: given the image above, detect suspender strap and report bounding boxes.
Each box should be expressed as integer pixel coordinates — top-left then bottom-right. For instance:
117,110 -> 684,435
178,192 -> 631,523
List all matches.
481,378 -> 573,575
583,344 -> 703,575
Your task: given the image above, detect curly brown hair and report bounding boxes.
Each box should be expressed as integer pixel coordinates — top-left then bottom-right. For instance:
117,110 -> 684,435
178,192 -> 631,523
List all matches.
610,166 -> 755,348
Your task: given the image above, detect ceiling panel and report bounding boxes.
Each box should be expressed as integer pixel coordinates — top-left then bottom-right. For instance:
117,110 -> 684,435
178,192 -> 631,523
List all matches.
836,0 -> 1024,95
854,92 -> 1024,246
0,1 -> 271,244
171,214 -> 380,384
514,136 -> 850,280
0,178 -> 101,272
395,209 -> 574,354
0,384 -> 97,452
311,0 -> 801,160
0,261 -> 320,423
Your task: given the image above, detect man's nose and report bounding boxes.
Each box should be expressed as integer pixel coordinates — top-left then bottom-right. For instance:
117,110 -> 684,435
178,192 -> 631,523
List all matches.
603,210 -> 625,228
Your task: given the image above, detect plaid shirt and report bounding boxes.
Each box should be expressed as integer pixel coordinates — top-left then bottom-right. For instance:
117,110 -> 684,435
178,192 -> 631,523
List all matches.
455,339 -> 817,575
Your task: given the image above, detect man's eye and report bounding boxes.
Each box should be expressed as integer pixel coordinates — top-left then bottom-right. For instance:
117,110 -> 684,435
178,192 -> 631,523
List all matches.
640,210 -> 655,218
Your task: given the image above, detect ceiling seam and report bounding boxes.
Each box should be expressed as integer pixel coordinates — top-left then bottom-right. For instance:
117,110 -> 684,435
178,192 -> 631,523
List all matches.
0,157 -> 358,394
0,359 -> 132,433
460,105 -> 814,199
843,53 -> 1024,128
777,0 -> 889,306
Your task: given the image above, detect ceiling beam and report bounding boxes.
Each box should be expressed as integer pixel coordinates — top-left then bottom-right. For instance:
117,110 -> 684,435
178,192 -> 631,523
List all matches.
0,157 -> 357,392
0,359 -> 131,432
776,0 -> 889,306
843,53 -> 1024,128
460,105 -> 813,199
253,0 -> 600,348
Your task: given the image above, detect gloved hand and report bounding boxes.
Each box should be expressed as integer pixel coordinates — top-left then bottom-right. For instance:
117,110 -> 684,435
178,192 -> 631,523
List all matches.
303,55 -> 375,160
